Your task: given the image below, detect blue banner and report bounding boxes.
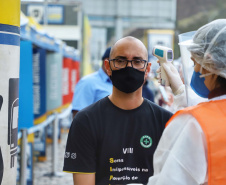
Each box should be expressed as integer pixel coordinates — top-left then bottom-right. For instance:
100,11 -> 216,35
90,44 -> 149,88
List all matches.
33,47 -> 47,119
18,41 -> 34,131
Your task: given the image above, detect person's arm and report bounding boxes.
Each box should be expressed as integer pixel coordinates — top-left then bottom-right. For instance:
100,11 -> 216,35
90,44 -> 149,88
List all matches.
147,114 -> 207,185
160,63 -> 207,111
63,118 -> 97,182
73,173 -> 95,185
159,62 -> 184,96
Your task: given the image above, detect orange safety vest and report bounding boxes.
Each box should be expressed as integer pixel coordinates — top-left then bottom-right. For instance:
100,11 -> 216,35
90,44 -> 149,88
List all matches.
166,99 -> 226,185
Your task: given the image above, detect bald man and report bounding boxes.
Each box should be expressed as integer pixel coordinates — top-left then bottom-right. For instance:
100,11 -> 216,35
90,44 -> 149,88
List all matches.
63,36 -> 173,185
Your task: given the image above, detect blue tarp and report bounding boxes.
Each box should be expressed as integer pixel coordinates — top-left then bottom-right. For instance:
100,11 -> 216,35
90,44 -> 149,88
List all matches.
18,40 -> 34,130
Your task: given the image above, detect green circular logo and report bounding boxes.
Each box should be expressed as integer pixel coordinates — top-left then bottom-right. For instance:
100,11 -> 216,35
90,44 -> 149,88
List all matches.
140,135 -> 152,148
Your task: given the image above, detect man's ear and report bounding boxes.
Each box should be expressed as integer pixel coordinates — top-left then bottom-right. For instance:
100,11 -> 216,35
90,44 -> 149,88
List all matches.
104,60 -> 112,76
145,62 -> 151,78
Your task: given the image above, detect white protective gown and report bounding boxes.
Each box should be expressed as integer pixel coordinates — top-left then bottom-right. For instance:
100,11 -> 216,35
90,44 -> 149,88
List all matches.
172,85 -> 207,112
147,94 -> 226,185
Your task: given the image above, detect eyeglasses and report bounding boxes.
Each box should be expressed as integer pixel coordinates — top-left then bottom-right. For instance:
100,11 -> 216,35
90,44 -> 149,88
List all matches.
109,58 -> 147,69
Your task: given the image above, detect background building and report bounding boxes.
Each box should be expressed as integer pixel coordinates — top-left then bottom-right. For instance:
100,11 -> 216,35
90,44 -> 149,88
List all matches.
21,0 -> 226,72
21,0 -> 177,74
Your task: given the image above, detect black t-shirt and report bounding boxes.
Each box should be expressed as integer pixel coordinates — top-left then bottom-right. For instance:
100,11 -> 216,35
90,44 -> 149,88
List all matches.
63,97 -> 173,185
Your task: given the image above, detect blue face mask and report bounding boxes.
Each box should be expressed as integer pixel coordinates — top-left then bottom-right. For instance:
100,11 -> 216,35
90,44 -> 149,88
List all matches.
190,71 -> 210,98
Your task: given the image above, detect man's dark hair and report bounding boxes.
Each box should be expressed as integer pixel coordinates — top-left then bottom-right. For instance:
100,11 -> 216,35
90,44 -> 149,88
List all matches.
102,47 -> 111,61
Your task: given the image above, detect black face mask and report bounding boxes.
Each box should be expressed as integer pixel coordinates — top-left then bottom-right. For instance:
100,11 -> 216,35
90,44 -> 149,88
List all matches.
110,67 -> 145,93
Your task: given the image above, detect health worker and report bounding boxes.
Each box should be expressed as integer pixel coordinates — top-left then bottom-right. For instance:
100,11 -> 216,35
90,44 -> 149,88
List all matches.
147,19 -> 226,185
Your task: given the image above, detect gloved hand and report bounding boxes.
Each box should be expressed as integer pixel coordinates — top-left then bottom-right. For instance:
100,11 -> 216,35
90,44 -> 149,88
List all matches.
157,62 -> 184,95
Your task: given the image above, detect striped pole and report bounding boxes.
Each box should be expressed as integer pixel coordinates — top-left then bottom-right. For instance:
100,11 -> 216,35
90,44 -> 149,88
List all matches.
0,0 -> 20,184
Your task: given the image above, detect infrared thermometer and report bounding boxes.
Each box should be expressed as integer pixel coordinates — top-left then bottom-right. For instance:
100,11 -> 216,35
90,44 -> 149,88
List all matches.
152,45 -> 174,86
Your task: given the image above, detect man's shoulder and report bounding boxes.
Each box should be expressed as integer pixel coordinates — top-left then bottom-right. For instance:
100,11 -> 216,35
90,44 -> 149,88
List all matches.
144,98 -> 173,115
75,97 -> 109,117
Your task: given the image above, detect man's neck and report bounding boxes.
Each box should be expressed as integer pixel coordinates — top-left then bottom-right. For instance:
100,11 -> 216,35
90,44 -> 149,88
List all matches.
109,87 -> 144,110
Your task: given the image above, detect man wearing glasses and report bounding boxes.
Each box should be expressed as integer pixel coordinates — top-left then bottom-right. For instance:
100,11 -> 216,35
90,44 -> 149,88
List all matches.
63,36 -> 173,185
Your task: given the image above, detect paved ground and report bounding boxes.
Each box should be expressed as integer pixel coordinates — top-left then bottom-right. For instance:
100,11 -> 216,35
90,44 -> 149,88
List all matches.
33,131 -> 74,185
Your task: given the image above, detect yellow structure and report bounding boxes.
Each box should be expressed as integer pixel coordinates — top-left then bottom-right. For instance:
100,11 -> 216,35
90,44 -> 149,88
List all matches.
0,0 -> 20,27
82,15 -> 93,76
